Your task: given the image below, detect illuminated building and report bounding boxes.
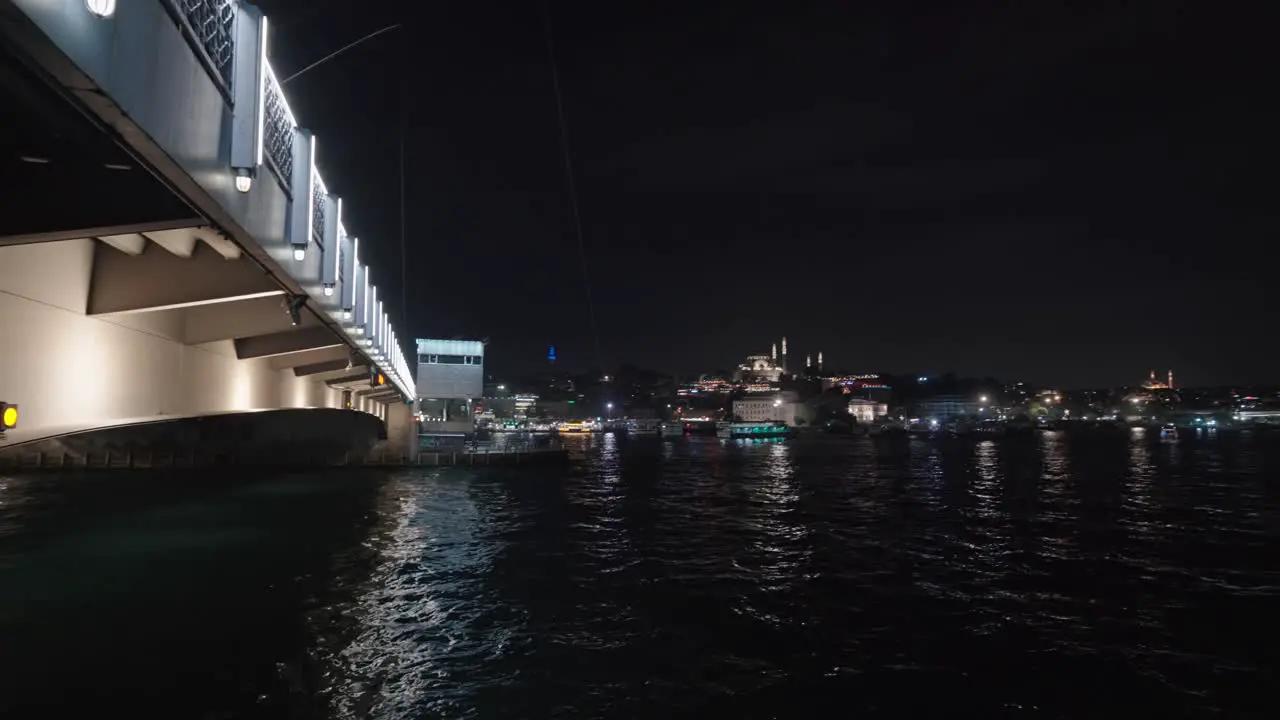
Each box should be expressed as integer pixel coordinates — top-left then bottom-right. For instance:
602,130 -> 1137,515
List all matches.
824,375 -> 890,392
1142,369 -> 1175,390
733,337 -> 789,383
416,338 -> 484,428
847,398 -> 889,424
677,376 -> 734,397
734,391 -> 802,426
514,395 -> 538,417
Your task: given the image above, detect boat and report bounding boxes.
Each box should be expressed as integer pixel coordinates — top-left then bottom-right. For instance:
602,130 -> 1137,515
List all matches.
557,421 -> 592,434
716,421 -> 791,439
630,418 -> 661,435
660,421 -> 686,436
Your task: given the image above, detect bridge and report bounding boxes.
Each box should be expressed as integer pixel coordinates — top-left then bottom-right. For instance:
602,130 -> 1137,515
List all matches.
0,0 -> 417,463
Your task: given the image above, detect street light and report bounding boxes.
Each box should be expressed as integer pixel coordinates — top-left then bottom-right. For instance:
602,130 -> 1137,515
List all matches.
980,395 -> 989,404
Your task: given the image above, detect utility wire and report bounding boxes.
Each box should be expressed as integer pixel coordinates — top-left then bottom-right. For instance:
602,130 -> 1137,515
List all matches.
398,25 -> 409,342
281,23 -> 403,85
277,20 -> 410,359
541,0 -> 604,374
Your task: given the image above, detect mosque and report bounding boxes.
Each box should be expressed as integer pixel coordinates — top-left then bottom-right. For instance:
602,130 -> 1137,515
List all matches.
733,337 -> 824,383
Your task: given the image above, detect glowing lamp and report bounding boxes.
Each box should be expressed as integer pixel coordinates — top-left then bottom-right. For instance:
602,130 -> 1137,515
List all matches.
323,285 -> 334,296
234,169 -> 252,193
1,402 -> 18,430
292,246 -> 306,262
85,0 -> 116,18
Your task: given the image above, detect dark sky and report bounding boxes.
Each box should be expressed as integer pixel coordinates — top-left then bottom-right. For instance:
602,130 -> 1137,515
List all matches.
257,0 -> 1276,387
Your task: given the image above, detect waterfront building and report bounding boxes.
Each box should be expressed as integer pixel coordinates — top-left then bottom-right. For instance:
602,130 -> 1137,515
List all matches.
734,391 -> 805,426
847,398 -> 889,424
915,394 -> 979,421
416,338 -> 485,432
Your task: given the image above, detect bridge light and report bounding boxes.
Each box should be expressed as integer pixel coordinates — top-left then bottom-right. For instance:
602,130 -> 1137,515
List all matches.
292,246 -> 306,262
284,294 -> 306,326
1,402 -> 17,430
85,0 -> 116,18
234,168 -> 252,193
323,285 -> 334,297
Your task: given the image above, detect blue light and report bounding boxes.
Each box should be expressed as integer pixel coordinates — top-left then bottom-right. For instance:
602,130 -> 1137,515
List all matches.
548,344 -> 557,361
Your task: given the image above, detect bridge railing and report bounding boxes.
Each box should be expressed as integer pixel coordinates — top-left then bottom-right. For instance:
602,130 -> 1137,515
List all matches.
161,0 -> 237,99
261,62 -> 297,191
212,0 -> 411,398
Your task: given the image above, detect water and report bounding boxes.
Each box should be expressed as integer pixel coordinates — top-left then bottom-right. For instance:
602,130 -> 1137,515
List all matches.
0,430 -> 1276,718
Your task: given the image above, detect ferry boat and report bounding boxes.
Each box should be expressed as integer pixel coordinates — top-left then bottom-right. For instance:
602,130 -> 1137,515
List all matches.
660,421 -> 686,436
557,421 -> 592,434
716,421 -> 791,439
630,418 -> 661,435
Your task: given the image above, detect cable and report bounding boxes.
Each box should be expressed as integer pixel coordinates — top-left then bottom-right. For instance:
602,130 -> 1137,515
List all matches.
541,0 -> 604,374
399,23 -> 409,348
280,23 -> 403,85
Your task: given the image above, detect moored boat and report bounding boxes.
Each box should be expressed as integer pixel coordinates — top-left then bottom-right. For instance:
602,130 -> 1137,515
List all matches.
716,421 -> 791,439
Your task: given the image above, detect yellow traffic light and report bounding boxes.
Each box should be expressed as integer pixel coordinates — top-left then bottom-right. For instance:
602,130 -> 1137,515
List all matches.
377,373 -> 386,386
1,403 -> 17,429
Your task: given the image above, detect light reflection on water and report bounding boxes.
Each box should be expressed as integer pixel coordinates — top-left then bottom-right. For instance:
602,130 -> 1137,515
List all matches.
0,431 -> 1276,718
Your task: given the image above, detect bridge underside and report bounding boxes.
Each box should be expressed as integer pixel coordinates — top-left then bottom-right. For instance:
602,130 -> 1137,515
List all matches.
0,42 -> 202,246
0,38 -> 396,439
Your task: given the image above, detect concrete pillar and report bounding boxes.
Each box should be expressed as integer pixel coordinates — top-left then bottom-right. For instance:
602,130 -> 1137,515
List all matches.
384,401 -> 418,461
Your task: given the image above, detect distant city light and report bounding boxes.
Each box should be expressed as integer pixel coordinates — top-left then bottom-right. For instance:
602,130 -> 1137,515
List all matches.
980,395 -> 989,403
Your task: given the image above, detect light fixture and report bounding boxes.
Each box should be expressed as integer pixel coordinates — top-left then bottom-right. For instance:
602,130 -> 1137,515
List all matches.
85,0 -> 116,18
284,294 -> 306,326
342,310 -> 352,321
234,168 -> 252,193
292,246 -> 306,262
1,402 -> 18,431
323,285 -> 334,297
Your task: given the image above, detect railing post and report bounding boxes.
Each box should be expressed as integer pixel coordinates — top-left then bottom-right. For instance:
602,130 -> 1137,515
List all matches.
321,196 -> 342,298
340,236 -> 358,323
286,129 -> 315,262
229,3 -> 266,191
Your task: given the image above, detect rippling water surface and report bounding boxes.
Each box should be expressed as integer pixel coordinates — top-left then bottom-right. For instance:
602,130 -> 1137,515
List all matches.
1,430 -> 1277,718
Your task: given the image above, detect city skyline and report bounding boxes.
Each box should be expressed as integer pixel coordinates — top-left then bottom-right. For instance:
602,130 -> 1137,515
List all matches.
259,0 -> 1273,386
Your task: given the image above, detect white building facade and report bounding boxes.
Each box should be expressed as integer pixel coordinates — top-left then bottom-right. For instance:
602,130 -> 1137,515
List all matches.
734,391 -> 802,426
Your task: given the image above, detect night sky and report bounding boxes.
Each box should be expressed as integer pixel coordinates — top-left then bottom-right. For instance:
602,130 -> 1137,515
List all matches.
257,0 -> 1276,387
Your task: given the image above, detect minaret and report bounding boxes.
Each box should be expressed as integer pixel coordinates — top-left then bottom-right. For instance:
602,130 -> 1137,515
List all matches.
781,337 -> 788,371
805,353 -> 812,368
1168,370 -> 1174,389
818,351 -> 824,371
771,342 -> 777,362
